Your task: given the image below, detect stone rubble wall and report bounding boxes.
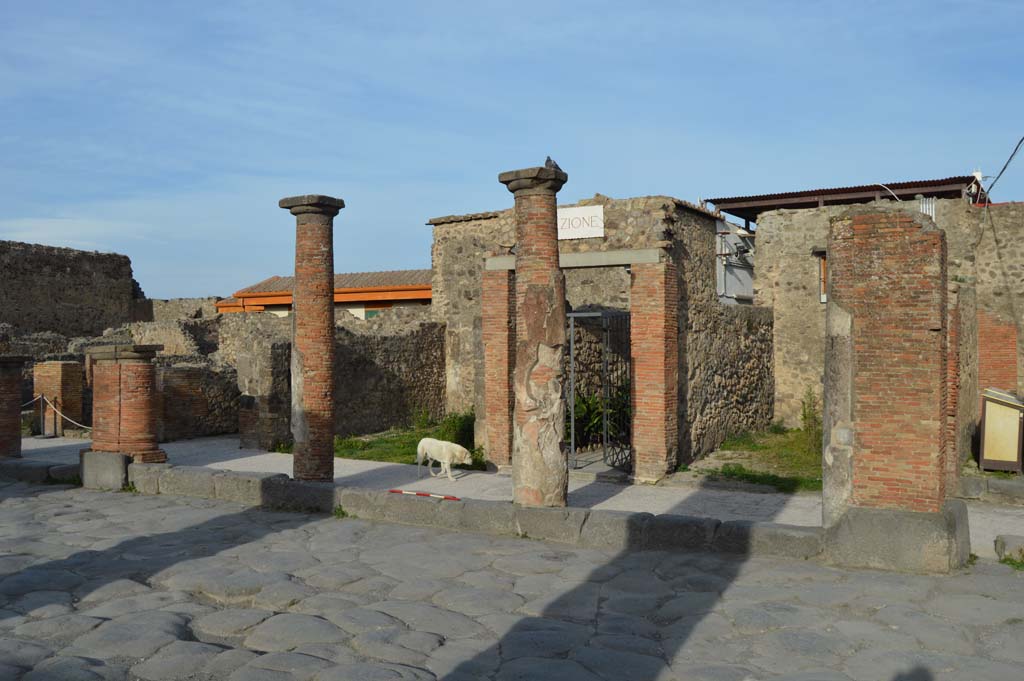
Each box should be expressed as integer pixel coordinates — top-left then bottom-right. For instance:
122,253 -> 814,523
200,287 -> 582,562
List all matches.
132,297 -> 223,322
228,307 -> 447,449
434,194 -> 774,460
0,240 -> 141,336
668,206 -> 774,461
155,359 -> 239,442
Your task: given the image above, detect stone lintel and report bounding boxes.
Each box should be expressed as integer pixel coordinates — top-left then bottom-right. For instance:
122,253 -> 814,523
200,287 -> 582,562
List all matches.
279,194 -> 346,216
0,356 -> 31,367
498,166 -> 568,195
484,248 -> 664,271
85,345 -> 163,362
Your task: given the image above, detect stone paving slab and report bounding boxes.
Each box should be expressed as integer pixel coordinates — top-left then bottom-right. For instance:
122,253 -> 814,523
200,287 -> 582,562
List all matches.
2,480 -> 1024,680
18,436 -> 1024,558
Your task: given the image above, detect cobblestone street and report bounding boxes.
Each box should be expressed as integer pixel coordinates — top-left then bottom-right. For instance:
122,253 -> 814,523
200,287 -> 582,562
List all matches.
1,479 -> 1023,680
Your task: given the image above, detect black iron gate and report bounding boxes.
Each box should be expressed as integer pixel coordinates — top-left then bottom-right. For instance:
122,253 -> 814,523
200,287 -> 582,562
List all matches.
564,311 -> 632,470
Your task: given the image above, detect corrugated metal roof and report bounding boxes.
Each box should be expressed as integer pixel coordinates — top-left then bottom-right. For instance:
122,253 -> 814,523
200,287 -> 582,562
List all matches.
236,269 -> 432,295
708,176 -> 975,205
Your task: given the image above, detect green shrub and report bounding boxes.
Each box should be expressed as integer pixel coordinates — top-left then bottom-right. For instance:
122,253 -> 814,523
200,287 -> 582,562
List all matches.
435,411 -> 475,450
274,441 -> 293,454
412,408 -> 435,431
800,387 -> 823,457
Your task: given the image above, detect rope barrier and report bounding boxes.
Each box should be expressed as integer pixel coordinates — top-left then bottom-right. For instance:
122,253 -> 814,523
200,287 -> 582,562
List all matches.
41,396 -> 92,431
20,395 -> 41,408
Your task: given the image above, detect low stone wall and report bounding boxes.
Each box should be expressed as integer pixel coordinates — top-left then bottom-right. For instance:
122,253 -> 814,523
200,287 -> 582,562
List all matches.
334,307 -> 446,435
133,297 -> 222,322
129,320 -> 219,357
156,360 -> 239,442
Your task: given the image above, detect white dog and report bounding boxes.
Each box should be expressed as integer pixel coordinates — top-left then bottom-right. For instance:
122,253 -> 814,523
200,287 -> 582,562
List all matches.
416,438 -> 472,482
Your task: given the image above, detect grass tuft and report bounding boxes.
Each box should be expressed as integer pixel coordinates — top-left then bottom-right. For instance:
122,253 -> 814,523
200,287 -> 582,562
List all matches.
330,411 -> 487,471
1000,556 -> 1024,571
704,463 -> 822,493
333,505 -> 349,519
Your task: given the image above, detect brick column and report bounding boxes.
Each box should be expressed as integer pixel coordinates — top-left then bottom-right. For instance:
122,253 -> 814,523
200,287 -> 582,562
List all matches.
482,267 -> 516,470
280,194 -> 344,482
85,345 -> 166,463
33,361 -> 84,437
630,261 -> 679,483
499,164 -> 568,507
823,209 -> 968,572
0,357 -> 29,459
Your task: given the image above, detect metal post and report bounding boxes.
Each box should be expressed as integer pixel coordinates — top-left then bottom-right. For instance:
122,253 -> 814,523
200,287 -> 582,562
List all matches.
569,315 -> 576,469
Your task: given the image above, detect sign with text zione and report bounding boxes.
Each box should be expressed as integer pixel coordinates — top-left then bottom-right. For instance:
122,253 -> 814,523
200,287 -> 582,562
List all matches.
557,205 -> 604,240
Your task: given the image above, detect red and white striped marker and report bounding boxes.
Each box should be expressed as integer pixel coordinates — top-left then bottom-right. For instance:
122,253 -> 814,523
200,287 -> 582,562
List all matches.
388,489 -> 461,502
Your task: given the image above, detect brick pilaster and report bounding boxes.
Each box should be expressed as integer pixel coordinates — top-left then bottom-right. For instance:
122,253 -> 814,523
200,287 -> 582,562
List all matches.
280,194 -> 344,482
86,345 -> 166,463
0,357 -> 29,459
33,361 -> 84,437
630,261 -> 679,482
482,268 -> 516,469
829,211 -> 947,513
499,164 -> 568,507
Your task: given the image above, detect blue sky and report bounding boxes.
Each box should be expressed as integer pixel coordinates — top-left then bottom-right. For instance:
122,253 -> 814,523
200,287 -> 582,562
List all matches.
1,1 -> 1021,298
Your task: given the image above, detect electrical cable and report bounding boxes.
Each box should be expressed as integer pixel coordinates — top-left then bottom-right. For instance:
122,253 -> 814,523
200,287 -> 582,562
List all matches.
986,135 -> 1024,198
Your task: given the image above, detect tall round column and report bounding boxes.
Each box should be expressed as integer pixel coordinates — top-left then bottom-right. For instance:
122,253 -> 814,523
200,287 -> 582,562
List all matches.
279,194 -> 344,482
498,164 -> 569,507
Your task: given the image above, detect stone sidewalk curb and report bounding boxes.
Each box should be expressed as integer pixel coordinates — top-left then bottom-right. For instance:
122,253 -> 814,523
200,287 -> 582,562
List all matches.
956,475 -> 1024,505
0,460 -> 825,562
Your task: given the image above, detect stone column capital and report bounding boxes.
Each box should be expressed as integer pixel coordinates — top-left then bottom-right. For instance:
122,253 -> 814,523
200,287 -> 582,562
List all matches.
279,195 -> 346,217
498,167 -> 568,196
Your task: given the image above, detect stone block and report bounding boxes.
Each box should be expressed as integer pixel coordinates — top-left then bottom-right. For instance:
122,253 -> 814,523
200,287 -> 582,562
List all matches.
515,506 -> 589,545
128,463 -> 171,495
80,451 -> 130,490
0,459 -> 54,483
458,499 -> 516,536
994,535 -> 1024,562
47,463 -> 81,485
334,488 -> 391,520
214,470 -> 289,506
956,476 -> 987,499
987,477 -> 1024,503
712,520 -> 823,559
644,514 -> 720,551
578,510 -> 651,551
824,500 -> 971,573
158,466 -> 218,499
379,492 -> 444,526
260,477 -> 335,514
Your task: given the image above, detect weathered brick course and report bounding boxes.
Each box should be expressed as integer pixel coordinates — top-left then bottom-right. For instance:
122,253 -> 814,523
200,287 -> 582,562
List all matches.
0,357 -> 27,458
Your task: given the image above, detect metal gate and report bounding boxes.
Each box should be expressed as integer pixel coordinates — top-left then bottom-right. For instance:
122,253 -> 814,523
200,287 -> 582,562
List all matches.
564,311 -> 632,470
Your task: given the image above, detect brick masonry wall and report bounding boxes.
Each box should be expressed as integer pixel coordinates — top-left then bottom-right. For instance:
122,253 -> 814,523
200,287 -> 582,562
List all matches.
0,361 -> 24,458
829,209 -> 948,514
0,240 -> 140,336
32,361 -> 84,437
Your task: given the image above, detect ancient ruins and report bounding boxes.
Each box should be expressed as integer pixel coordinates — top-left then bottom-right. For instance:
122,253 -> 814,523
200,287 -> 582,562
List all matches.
1,166 -> 1023,575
